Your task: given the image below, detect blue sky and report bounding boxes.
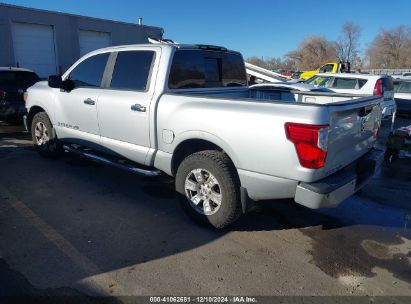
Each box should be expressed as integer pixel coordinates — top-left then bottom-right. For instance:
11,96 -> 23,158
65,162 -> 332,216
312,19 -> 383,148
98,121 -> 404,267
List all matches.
2,0 -> 411,58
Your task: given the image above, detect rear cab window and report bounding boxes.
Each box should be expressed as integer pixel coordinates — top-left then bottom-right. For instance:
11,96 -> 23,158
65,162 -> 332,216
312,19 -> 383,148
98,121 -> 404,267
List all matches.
168,49 -> 247,89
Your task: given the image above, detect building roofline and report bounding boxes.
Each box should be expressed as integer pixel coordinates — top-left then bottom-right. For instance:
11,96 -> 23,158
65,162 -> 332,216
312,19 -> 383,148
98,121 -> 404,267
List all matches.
0,2 -> 164,32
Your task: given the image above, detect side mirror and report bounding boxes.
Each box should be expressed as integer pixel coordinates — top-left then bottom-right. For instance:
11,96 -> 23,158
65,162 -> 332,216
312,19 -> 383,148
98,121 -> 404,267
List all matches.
48,75 -> 62,88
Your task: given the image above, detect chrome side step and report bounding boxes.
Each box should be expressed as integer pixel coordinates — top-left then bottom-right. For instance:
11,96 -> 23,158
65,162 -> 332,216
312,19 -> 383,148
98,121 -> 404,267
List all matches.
63,145 -> 161,177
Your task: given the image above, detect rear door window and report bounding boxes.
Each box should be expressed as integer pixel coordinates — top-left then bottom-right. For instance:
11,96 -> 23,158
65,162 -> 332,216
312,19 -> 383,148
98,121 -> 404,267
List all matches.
69,53 -> 109,88
168,49 -> 247,89
110,51 -> 155,91
306,76 -> 332,87
331,78 -> 358,89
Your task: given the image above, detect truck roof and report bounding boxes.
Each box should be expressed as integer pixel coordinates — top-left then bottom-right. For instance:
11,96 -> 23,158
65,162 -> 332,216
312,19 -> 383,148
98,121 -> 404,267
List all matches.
87,43 -> 241,55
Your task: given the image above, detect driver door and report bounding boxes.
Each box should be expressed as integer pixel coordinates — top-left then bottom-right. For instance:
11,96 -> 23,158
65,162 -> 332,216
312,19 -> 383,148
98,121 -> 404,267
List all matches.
53,52 -> 110,145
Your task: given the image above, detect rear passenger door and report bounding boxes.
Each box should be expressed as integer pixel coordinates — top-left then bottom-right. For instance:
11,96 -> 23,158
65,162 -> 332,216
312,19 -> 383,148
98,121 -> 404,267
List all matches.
97,48 -> 159,165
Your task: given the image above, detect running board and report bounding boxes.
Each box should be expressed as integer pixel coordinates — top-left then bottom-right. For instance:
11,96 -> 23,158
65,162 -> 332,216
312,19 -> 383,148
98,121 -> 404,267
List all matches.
63,145 -> 161,177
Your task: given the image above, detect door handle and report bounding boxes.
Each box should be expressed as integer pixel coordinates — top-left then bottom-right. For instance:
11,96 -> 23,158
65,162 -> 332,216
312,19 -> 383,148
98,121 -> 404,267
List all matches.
131,104 -> 146,112
84,98 -> 95,105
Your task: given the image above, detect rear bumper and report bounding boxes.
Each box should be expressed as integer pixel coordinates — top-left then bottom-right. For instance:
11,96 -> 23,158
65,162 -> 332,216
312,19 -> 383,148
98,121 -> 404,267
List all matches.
294,148 -> 384,209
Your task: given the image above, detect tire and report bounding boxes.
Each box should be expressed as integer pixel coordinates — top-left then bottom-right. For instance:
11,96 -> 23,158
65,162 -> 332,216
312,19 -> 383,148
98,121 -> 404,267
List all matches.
31,112 -> 62,158
175,150 -> 242,229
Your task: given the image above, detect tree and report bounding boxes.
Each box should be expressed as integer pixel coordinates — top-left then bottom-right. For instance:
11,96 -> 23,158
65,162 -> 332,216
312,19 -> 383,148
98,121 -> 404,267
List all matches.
246,56 -> 298,71
335,22 -> 361,64
286,36 -> 337,70
366,25 -> 411,68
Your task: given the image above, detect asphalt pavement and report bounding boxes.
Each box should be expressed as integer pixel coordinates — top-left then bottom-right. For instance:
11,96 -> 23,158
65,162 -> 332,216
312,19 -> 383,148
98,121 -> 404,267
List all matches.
0,118 -> 410,300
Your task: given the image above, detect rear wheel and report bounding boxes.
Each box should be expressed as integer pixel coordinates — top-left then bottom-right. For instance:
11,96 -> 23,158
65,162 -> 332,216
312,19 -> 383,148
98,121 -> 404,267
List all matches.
176,150 -> 242,229
31,112 -> 62,158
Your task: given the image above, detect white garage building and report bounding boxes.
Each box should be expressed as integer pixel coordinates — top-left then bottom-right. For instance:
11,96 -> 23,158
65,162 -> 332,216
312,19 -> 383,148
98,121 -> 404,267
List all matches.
0,3 -> 164,77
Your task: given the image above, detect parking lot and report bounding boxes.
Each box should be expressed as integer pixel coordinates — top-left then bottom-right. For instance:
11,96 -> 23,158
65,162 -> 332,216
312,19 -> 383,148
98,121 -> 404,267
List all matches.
0,118 -> 411,299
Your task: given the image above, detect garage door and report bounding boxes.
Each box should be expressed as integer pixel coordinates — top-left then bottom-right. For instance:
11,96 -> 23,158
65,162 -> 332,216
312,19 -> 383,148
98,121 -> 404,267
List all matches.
12,22 -> 57,77
79,30 -> 111,57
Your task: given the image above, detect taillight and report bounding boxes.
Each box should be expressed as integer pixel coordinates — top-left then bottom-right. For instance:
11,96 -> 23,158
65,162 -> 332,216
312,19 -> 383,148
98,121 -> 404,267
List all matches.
285,122 -> 329,169
374,79 -> 383,96
23,92 -> 28,103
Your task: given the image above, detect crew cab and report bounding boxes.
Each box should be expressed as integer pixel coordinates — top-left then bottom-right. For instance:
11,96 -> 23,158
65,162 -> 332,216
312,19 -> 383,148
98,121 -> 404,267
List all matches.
24,43 -> 384,228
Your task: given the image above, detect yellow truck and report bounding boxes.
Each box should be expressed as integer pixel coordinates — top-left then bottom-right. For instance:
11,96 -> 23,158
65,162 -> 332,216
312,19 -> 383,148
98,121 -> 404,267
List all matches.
300,62 -> 351,80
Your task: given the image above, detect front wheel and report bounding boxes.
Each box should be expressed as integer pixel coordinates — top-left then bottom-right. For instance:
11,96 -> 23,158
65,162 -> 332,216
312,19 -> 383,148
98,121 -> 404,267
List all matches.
175,150 -> 242,229
31,112 -> 62,158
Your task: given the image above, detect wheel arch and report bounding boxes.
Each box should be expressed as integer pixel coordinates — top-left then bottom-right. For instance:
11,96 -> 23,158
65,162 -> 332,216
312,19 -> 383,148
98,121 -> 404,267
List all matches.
170,136 -> 239,177
27,106 -> 47,132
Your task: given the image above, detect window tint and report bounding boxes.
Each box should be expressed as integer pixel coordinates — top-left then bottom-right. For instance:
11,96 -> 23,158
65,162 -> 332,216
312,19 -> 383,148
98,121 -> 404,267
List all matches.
70,53 -> 109,88
222,53 -> 247,87
331,78 -> 357,89
205,58 -> 221,83
306,76 -> 332,87
168,50 -> 247,89
169,51 -> 205,89
110,51 -> 155,91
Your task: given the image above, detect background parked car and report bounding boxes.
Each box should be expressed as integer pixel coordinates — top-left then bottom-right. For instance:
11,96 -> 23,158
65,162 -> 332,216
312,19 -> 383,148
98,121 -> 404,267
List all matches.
393,79 -> 411,117
305,73 -> 396,121
0,67 -> 40,123
395,72 -> 411,80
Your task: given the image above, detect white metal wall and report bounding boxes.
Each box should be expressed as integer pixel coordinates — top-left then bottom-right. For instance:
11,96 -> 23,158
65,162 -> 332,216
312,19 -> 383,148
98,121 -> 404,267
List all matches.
79,30 -> 111,57
11,22 -> 58,77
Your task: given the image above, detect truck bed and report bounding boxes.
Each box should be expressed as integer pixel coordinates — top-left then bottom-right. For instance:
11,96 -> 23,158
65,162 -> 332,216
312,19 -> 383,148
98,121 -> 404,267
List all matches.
169,86 -> 367,105
158,87 -> 382,187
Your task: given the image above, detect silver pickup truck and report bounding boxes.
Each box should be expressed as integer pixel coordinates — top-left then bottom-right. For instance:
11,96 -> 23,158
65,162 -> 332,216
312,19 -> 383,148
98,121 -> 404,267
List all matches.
24,43 -> 384,228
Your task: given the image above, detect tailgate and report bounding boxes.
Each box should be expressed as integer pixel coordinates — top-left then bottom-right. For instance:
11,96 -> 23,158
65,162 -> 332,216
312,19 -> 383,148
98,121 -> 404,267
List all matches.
320,96 -> 383,178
